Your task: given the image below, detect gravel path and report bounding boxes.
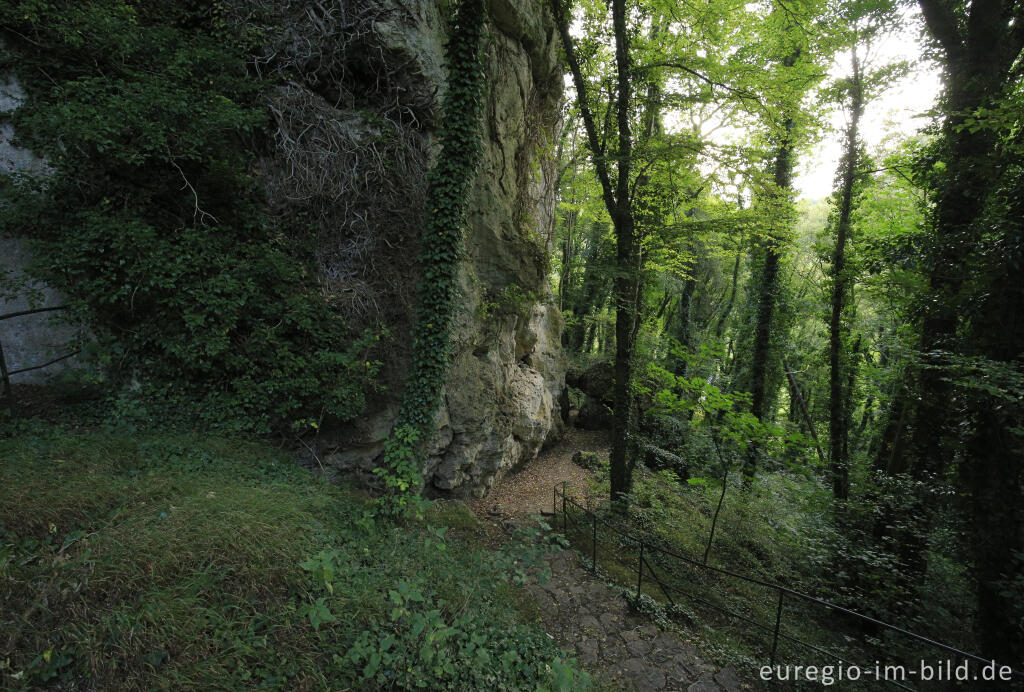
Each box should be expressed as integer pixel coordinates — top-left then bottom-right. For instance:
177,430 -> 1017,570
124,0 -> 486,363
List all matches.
467,424 -> 609,518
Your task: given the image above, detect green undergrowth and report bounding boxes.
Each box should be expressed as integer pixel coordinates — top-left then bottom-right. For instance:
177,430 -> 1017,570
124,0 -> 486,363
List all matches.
562,462 -> 971,688
0,425 -> 588,690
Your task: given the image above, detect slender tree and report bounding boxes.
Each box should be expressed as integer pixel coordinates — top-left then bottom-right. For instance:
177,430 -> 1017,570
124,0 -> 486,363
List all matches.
551,0 -> 641,501
827,41 -> 865,500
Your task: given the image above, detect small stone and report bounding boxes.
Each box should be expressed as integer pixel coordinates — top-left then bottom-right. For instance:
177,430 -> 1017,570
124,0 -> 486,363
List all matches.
651,634 -> 677,652
671,653 -> 698,678
715,665 -> 742,691
626,638 -> 652,657
578,615 -> 601,633
649,648 -> 674,665
576,638 -> 600,665
621,629 -> 641,642
618,658 -> 646,675
687,680 -> 720,692
599,612 -> 619,629
678,644 -> 702,660
639,624 -> 659,638
622,614 -> 645,629
602,641 -> 628,663
619,658 -> 666,692
694,661 -> 718,677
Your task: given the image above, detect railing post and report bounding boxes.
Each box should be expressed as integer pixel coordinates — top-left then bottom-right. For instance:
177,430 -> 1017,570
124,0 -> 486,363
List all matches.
553,484 -> 557,516
561,481 -> 567,535
0,339 -> 15,420
770,589 -> 785,667
591,511 -> 598,571
636,541 -> 645,600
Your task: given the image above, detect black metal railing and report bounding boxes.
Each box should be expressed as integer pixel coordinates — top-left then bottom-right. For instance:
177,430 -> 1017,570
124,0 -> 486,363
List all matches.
0,305 -> 79,418
553,482 -> 1024,690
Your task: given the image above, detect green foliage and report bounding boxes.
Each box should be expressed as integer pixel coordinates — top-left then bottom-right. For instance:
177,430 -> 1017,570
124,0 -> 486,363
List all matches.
343,580 -> 584,691
0,426 -> 587,690
375,0 -> 487,512
0,0 -> 378,432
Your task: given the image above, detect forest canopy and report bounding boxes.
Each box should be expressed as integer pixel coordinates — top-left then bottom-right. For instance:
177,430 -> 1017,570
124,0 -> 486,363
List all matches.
549,0 -> 1023,669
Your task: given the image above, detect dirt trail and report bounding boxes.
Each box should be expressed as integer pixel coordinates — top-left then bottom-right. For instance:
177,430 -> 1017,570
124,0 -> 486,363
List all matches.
466,423 -> 752,692
467,425 -> 608,519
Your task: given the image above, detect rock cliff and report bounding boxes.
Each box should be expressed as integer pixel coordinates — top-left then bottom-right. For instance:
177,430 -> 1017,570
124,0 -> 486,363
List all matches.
0,73 -> 83,383
271,0 -> 567,496
1,1 -> 567,497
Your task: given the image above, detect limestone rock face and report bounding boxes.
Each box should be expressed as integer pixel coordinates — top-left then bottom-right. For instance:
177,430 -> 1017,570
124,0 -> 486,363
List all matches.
0,73 -> 85,384
313,0 -> 566,497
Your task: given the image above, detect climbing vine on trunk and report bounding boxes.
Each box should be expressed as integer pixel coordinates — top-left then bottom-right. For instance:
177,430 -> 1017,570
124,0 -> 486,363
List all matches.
374,0 -> 487,514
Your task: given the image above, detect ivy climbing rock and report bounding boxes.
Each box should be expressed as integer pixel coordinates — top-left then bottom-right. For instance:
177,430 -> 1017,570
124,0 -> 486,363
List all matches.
306,0 -> 567,498
1,0 -> 566,492
371,0 -> 490,510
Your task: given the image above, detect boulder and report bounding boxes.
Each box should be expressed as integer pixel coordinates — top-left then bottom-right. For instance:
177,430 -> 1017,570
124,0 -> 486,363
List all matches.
578,360 -> 615,402
576,396 -> 614,431
571,450 -> 604,470
639,441 -> 690,481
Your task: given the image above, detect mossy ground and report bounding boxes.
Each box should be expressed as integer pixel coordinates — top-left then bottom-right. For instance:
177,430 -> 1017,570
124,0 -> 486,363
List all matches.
0,425 -> 586,690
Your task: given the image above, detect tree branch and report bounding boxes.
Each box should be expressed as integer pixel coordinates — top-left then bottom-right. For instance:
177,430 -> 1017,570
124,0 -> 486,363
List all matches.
549,0 -> 619,214
636,61 -> 762,103
917,0 -> 964,61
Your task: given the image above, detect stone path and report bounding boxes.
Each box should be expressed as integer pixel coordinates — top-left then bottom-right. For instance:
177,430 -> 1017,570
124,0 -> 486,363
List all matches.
467,422 -> 753,691
526,548 -> 749,692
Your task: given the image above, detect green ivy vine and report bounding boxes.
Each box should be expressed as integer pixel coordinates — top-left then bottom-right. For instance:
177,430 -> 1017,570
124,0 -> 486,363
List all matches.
374,0 -> 487,513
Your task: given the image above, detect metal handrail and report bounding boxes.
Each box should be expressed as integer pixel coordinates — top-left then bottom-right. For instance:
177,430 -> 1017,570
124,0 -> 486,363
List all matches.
0,305 -> 67,321
553,483 -> 1024,688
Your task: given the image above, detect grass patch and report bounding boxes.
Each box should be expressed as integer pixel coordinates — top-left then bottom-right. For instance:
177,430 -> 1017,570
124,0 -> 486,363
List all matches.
1,426 -> 588,690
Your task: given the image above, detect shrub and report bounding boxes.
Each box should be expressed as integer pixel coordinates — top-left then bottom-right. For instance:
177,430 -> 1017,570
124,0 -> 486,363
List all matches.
0,1 -> 379,432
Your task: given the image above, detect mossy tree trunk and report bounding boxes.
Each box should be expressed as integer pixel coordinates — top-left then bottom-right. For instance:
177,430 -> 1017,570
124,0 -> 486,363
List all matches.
828,46 -> 864,501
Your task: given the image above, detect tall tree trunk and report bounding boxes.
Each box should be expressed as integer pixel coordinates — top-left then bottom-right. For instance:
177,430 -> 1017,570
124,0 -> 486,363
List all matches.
828,48 -> 864,500
608,0 -> 637,503
882,0 -> 1024,596
904,0 -> 1011,482
961,171 -> 1024,667
784,360 -> 825,465
873,385 -> 911,475
743,117 -> 795,482
551,0 -> 639,504
670,276 -> 697,375
714,250 -> 741,340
